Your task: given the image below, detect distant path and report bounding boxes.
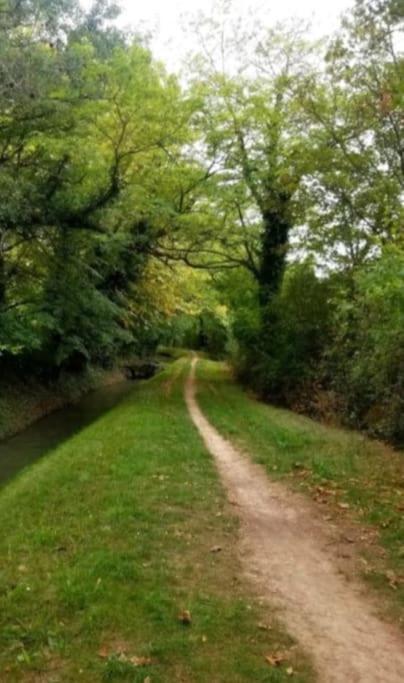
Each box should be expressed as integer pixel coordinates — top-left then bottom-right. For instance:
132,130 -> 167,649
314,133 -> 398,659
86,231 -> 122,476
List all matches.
185,358 -> 404,683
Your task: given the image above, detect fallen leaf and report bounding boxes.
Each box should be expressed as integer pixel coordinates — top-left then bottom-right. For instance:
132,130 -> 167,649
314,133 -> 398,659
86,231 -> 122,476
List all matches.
265,652 -> 288,667
386,570 -> 398,589
98,640 -> 130,659
296,468 -> 310,478
287,666 -> 294,676
178,610 -> 192,625
337,502 -> 350,510
129,656 -> 152,667
98,647 -> 109,659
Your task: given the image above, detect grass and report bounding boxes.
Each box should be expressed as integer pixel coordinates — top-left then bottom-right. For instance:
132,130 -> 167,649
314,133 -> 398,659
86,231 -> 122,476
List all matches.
0,357 -> 312,682
196,359 -> 404,628
156,346 -> 194,360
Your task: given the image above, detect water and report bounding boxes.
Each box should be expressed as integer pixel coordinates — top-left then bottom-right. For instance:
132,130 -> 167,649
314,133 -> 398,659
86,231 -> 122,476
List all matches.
0,380 -> 136,487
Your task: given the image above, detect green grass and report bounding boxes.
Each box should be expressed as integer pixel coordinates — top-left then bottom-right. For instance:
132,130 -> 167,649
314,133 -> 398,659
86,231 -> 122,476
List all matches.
156,346 -> 193,360
196,360 -> 404,627
0,358 -> 312,682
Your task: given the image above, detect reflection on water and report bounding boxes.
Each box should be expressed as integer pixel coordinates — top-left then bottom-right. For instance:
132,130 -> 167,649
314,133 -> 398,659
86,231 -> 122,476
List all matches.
0,380 -> 135,487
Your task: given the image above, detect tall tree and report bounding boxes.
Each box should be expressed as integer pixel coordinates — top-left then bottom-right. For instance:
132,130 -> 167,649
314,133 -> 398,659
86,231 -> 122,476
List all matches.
182,8 -> 315,314
299,0 -> 404,270
0,0 -> 194,366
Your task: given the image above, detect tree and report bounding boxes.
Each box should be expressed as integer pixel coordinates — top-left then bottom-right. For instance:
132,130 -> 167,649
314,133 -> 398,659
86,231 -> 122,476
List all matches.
0,0 -> 195,367
298,0 -> 404,271
175,7 -> 317,324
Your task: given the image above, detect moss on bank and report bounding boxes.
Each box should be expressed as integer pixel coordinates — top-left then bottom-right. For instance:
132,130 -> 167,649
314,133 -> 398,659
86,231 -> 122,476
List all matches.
0,366 -> 125,442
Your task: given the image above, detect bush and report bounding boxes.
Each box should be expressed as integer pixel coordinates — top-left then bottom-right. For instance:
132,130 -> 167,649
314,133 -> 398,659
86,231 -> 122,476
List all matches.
328,249 -> 404,443
234,263 -> 335,399
232,252 -> 404,444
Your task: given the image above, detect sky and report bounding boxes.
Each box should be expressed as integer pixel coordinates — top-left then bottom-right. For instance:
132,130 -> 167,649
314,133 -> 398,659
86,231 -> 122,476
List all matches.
94,0 -> 355,71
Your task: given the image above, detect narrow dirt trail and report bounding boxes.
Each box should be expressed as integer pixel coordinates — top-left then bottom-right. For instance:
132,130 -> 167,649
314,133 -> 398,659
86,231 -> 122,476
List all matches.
185,359 -> 404,683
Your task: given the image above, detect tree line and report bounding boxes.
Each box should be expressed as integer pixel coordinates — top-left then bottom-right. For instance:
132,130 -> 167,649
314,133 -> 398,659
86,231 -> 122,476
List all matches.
0,0 -> 403,442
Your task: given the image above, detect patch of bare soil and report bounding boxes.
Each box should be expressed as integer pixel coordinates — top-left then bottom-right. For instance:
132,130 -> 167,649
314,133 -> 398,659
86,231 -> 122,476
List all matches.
186,359 -> 404,683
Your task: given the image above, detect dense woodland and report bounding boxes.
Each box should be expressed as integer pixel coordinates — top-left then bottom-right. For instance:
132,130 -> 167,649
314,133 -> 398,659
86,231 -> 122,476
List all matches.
0,0 -> 403,443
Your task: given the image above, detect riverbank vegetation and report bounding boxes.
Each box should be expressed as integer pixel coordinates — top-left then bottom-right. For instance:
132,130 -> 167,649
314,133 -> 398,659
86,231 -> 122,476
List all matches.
0,0 -> 403,441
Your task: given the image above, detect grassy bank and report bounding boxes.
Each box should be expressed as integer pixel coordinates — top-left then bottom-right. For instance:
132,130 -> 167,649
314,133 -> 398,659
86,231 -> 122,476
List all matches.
0,366 -> 126,442
196,360 -> 404,627
0,358 -> 312,682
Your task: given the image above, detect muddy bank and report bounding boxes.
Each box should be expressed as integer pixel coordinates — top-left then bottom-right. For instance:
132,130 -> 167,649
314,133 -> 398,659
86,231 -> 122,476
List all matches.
0,376 -> 136,487
0,365 -> 126,442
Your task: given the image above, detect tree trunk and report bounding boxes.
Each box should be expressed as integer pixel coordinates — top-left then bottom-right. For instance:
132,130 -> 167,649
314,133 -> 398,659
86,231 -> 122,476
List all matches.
258,202 -> 290,309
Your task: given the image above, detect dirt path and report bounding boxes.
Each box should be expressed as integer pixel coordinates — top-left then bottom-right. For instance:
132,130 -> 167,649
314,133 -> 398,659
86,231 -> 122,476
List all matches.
185,358 -> 404,683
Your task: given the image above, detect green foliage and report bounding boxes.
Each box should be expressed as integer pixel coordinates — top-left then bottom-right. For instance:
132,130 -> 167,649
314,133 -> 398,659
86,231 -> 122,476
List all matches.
329,248 -> 404,442
197,309 -> 229,358
201,0 -> 404,444
260,265 -> 334,396
0,0 -> 403,445
230,263 -> 334,395
298,0 -> 404,266
161,309 -> 229,358
186,15 -> 315,305
0,0 -> 194,372
228,249 -> 404,443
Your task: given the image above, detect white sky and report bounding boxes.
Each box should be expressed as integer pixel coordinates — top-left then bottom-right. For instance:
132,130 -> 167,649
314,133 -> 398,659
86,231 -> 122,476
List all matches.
97,0 -> 354,71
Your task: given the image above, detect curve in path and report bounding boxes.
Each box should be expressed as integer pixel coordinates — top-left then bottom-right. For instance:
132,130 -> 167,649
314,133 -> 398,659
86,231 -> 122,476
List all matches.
185,358 -> 404,683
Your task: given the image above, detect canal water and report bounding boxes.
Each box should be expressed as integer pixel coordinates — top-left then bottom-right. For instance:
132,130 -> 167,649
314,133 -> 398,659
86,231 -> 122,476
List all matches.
0,380 -> 135,487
